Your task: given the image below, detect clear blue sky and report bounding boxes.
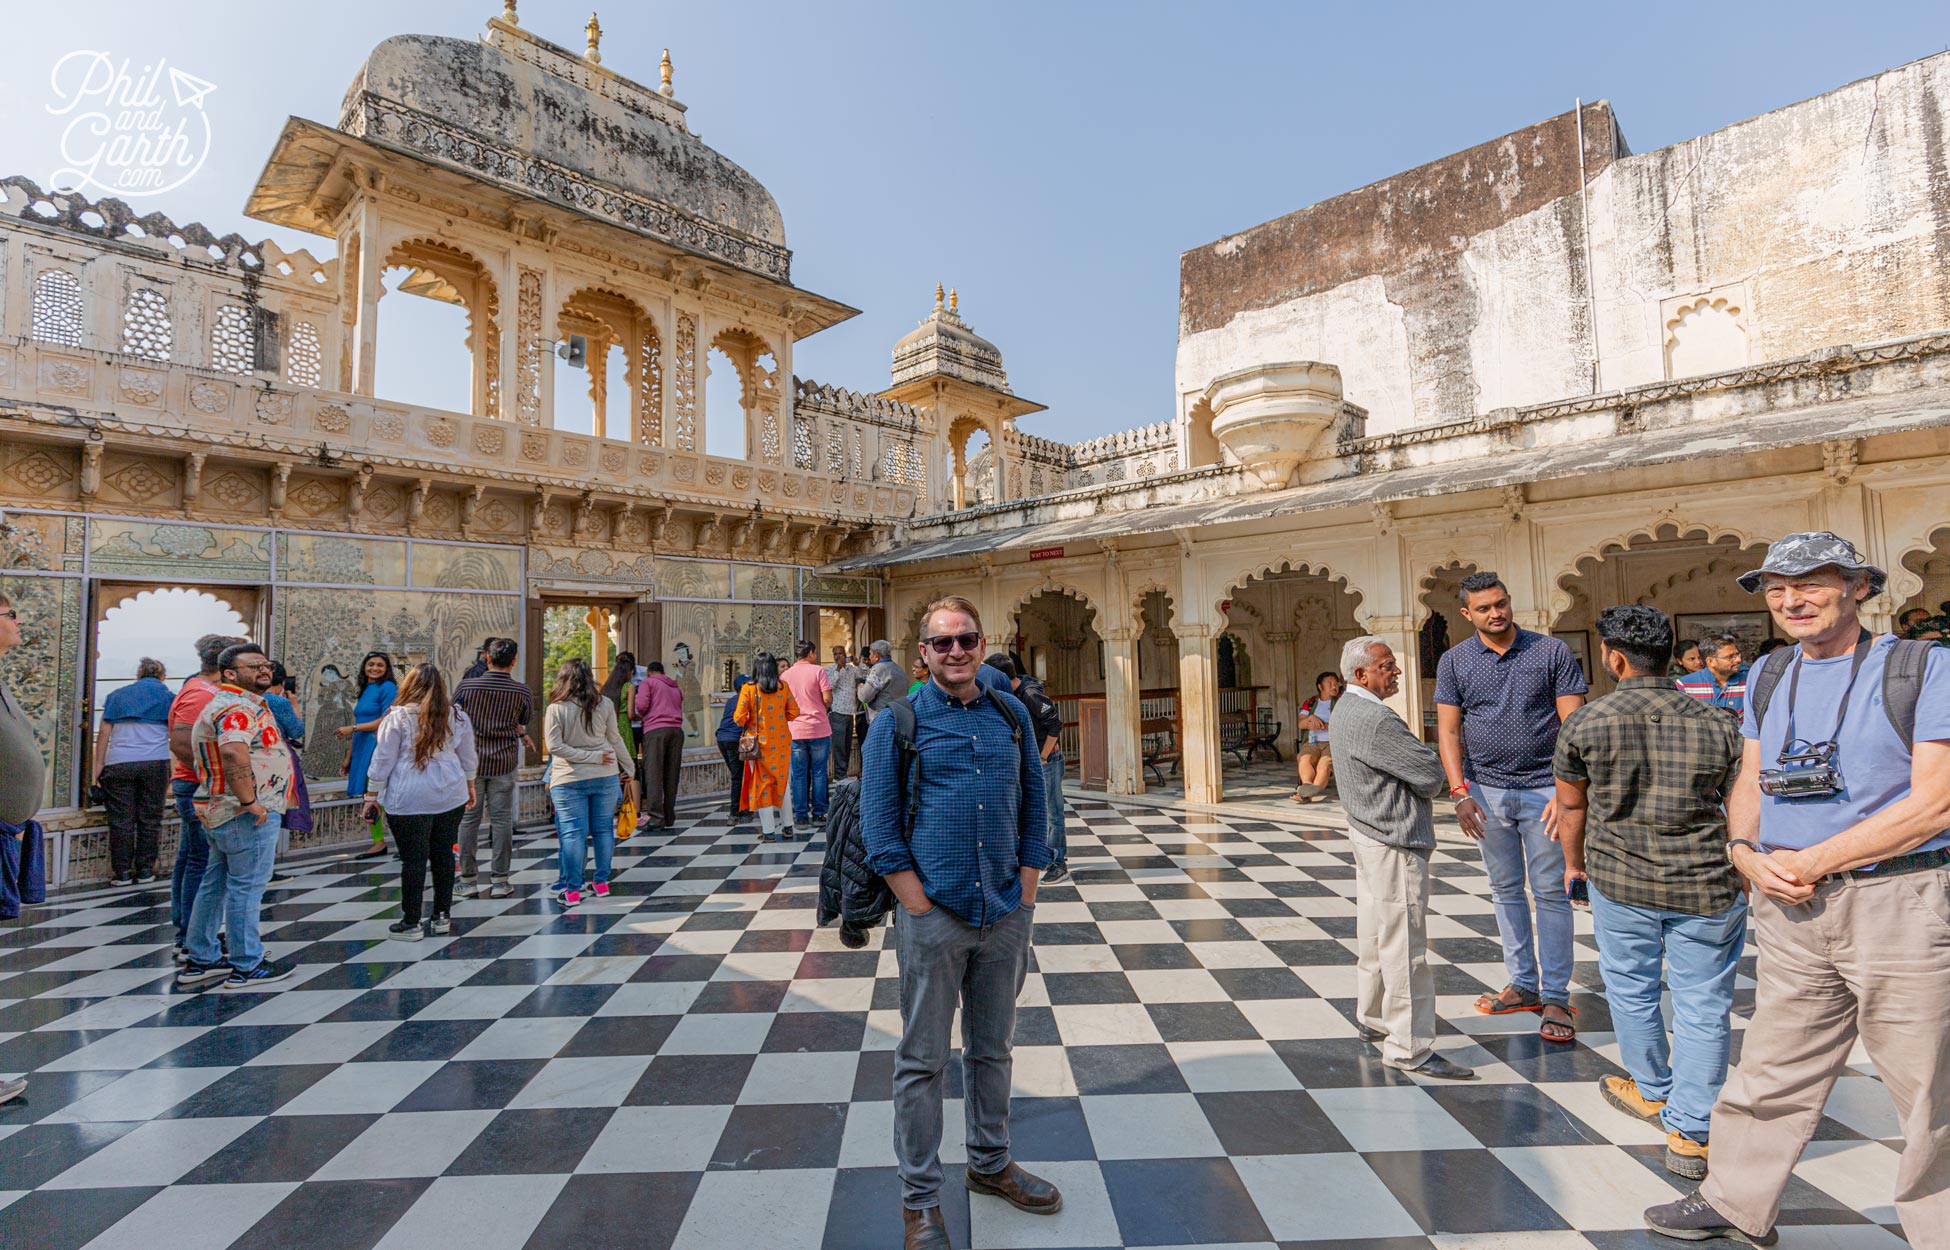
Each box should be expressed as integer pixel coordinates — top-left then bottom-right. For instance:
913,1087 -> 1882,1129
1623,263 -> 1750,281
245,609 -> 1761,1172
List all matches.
7,1 -> 1945,442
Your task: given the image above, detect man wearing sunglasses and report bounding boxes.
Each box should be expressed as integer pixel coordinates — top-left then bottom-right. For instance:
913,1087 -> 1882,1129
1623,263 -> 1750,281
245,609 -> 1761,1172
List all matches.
860,595 -> 1058,1250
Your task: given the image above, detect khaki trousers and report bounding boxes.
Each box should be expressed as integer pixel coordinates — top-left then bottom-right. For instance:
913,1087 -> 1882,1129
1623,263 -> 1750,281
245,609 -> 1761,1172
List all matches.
1702,869 -> 1950,1244
1350,832 -> 1435,1069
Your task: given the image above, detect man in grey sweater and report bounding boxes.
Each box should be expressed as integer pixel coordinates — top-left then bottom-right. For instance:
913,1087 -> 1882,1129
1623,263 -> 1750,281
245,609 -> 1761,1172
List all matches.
1333,636 -> 1475,1081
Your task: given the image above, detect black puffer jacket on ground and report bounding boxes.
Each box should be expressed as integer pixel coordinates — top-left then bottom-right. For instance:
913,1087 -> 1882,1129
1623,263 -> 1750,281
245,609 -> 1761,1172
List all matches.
816,779 -> 894,947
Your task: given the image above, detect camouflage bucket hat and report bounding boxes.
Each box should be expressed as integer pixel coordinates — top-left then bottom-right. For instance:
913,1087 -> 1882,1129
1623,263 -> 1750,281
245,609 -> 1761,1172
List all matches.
1737,531 -> 1887,596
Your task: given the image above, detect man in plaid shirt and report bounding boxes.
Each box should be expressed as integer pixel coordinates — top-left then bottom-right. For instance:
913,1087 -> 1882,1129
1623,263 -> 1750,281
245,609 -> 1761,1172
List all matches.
1553,605 -> 1744,1182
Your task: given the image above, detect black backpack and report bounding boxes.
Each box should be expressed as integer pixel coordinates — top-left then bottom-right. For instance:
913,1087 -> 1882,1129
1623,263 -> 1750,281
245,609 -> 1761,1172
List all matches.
1748,635 -> 1935,746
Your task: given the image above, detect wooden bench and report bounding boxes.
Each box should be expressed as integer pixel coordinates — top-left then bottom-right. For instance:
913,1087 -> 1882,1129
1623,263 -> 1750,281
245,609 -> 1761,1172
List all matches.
1140,717 -> 1181,786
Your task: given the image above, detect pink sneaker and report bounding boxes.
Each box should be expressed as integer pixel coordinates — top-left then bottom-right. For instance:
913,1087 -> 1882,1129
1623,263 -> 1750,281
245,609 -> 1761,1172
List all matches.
592,882 -> 610,898
562,889 -> 582,908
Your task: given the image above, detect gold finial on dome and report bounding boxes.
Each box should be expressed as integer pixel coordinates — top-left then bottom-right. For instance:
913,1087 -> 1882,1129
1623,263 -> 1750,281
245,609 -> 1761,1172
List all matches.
660,47 -> 674,94
949,288 -> 959,313
934,283 -> 945,313
499,1 -> 518,24
585,12 -> 603,64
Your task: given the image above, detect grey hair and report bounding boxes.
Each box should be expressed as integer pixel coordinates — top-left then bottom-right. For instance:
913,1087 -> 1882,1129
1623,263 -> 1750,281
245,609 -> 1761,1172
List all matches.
869,639 -> 891,657
1340,635 -> 1393,682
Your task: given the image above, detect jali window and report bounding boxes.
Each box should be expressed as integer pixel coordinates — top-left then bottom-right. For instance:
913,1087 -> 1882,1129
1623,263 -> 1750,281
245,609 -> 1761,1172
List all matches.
31,270 -> 85,347
121,288 -> 172,361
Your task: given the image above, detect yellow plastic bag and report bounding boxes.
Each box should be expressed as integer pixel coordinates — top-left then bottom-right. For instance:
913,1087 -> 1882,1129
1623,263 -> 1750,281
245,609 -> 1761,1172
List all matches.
616,795 -> 639,842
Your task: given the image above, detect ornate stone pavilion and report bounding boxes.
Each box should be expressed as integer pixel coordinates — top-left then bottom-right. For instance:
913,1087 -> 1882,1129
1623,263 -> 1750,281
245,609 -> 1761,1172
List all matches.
5,15 -> 1950,880
842,52 -> 1950,805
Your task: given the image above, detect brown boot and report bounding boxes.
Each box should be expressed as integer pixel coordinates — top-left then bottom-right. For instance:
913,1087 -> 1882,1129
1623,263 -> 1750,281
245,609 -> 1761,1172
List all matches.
966,1161 -> 1063,1214
903,1206 -> 950,1250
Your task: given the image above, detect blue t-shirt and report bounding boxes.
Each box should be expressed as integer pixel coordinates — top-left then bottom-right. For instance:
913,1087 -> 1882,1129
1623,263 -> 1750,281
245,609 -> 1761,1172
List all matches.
975,664 -> 1013,694
1433,629 -> 1589,789
1742,635 -> 1950,854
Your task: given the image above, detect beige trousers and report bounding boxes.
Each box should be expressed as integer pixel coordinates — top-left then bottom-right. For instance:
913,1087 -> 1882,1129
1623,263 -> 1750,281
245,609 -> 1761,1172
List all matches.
1350,832 -> 1435,1069
1701,868 -> 1950,1244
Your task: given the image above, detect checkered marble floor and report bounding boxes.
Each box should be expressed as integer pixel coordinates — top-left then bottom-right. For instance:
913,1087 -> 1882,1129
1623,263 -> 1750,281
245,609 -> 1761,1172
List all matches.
0,800 -> 1912,1250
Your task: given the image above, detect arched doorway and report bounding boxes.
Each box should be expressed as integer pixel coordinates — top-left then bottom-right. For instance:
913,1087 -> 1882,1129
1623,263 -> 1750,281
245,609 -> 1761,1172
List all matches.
1895,524 -> 1950,639
1553,523 -> 1774,695
1013,589 -> 1101,767
1415,562 -> 1478,743
1209,562 -> 1365,805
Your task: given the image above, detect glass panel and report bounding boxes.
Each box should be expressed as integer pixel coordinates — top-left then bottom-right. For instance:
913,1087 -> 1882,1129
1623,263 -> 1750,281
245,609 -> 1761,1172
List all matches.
410,542 -> 522,592
662,601 -> 797,747
657,559 -> 732,601
274,586 -> 521,783
278,533 -> 407,586
0,513 -> 82,572
88,519 -> 271,580
732,564 -> 796,602
0,574 -> 83,810
801,573 -> 880,607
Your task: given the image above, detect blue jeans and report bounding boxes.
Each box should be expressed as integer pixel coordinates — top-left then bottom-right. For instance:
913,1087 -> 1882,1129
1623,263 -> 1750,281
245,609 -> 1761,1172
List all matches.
1589,884 -> 1747,1141
551,775 -> 619,892
185,811 -> 279,971
1475,783 -> 1574,1005
1042,750 -> 1067,863
170,778 -> 209,942
790,735 -> 831,823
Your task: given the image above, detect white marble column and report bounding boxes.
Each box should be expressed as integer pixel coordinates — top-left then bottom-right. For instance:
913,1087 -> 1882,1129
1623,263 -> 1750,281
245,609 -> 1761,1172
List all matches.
1103,626 -> 1142,795
1178,623 -> 1223,804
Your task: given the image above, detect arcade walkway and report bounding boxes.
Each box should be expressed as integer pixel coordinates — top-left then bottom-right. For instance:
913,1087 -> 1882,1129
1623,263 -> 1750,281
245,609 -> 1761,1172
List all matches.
0,800 -> 1908,1250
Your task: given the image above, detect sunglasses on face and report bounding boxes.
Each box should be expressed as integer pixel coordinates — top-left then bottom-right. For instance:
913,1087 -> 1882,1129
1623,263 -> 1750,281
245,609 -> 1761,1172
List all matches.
0,609 -> 17,621
920,632 -> 983,655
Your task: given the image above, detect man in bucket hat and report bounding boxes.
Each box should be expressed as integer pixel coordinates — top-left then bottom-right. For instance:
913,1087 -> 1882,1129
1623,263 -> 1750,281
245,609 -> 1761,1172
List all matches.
1646,532 -> 1950,1247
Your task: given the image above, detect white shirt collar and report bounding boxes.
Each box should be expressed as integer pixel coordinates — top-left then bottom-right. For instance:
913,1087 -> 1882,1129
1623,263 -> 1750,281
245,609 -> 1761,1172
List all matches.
1344,684 -> 1386,705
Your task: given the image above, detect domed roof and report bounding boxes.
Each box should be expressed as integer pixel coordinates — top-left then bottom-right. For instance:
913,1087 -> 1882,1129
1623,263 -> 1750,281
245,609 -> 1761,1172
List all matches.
891,287 -> 1013,392
338,26 -> 789,278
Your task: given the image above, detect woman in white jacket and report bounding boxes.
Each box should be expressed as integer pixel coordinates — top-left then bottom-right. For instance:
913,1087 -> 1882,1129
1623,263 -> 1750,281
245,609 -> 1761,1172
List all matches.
361,662 -> 477,939
543,657 -> 636,908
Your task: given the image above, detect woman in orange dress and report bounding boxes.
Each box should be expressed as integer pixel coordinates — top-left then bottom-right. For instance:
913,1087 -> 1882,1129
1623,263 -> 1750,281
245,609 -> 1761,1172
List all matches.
734,652 -> 801,842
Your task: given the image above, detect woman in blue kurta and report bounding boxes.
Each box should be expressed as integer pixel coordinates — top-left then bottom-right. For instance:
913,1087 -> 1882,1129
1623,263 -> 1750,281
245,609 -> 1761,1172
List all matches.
337,652 -> 397,854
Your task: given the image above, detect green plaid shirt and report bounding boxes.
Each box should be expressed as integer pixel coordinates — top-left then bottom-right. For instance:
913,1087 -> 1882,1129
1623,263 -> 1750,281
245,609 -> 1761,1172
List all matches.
1552,675 -> 1743,916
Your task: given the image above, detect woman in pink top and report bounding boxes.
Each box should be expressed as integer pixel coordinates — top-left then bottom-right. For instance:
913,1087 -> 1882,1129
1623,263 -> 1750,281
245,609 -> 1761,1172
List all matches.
633,661 -> 686,831
780,640 -> 833,827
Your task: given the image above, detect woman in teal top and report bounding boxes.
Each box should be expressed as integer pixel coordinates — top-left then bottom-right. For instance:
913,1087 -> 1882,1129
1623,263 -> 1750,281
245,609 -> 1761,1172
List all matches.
337,652 -> 397,854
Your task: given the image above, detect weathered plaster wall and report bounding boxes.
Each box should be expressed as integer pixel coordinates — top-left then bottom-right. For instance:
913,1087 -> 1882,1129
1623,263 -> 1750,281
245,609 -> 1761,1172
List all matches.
1176,53 -> 1950,438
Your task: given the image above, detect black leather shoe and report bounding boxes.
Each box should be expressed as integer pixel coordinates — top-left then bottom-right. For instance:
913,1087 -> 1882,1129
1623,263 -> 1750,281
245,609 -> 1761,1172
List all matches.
1409,1054 -> 1477,1081
966,1161 -> 1062,1214
1356,1025 -> 1387,1043
903,1205 -> 951,1250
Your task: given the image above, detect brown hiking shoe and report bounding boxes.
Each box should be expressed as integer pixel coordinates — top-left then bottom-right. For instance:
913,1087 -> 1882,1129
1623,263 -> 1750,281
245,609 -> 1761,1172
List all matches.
1665,1131 -> 1709,1180
1600,1075 -> 1667,1125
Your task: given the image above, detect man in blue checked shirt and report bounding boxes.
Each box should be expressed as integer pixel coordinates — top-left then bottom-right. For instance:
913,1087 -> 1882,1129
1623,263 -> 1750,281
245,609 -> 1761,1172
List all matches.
860,594 -> 1057,1250
1675,636 -> 1749,717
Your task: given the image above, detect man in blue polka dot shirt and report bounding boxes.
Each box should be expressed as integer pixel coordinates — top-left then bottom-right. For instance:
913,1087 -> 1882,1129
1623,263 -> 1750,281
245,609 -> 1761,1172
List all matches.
1434,572 -> 1588,1043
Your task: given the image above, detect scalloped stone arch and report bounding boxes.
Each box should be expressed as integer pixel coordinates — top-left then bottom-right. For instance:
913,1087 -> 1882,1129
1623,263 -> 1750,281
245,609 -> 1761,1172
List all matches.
1007,580 -> 1102,633
1886,521 -> 1950,609
1128,577 -> 1174,621
381,235 -> 503,417
1215,557 -> 1366,625
1551,520 -> 1772,621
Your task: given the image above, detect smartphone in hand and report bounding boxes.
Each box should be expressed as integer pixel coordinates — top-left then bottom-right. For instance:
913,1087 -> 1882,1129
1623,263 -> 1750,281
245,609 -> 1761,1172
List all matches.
1568,877 -> 1590,905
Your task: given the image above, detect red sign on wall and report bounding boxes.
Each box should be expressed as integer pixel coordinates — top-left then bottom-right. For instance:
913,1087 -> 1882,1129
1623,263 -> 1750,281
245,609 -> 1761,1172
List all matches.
1029,546 -> 1065,561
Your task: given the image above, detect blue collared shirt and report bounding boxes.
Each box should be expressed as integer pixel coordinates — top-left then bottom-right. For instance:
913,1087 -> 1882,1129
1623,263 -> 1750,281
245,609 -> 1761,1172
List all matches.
1676,666 -> 1748,714
860,680 -> 1050,926
1433,628 -> 1589,789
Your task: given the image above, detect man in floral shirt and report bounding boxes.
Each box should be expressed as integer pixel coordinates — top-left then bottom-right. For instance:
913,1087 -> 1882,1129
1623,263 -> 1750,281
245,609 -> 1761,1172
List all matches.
178,643 -> 296,990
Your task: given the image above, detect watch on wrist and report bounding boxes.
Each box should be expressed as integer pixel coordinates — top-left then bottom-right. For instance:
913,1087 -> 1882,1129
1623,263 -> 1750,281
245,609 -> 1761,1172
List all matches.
1726,838 -> 1762,860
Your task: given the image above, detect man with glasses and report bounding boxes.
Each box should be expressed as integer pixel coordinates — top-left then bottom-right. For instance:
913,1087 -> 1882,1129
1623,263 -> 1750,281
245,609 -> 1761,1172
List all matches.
176,643 -> 297,990
861,596 -> 1057,1250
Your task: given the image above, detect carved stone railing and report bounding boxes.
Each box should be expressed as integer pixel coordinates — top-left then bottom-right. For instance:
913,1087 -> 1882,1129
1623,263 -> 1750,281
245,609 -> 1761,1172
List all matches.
1067,419 -> 1180,487
0,340 -> 917,521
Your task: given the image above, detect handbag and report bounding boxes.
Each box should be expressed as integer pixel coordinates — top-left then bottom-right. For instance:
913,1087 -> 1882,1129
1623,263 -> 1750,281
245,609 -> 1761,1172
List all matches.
738,731 -> 761,761
615,793 -> 638,842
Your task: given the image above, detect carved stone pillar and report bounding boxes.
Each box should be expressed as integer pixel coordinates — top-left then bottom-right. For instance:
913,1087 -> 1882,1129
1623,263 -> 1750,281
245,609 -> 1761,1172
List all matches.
350,189 -> 382,397
1261,629 -> 1298,741
1103,626 -> 1142,795
1177,622 -> 1223,804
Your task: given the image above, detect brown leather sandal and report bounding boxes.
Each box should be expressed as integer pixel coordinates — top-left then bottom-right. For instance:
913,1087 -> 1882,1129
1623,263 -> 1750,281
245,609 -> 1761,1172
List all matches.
1539,1004 -> 1578,1043
1474,984 -> 1543,1015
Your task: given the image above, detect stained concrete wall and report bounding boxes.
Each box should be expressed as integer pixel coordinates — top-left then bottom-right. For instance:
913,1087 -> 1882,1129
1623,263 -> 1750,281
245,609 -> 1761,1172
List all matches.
1178,52 -> 1950,438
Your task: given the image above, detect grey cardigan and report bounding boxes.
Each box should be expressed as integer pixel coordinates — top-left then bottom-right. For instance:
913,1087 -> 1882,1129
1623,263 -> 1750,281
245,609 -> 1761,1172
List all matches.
1332,689 -> 1446,854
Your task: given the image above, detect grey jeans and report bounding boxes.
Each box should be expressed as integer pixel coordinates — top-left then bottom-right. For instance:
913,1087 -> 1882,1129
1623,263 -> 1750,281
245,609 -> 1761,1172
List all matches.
893,899 -> 1034,1209
457,771 -> 518,882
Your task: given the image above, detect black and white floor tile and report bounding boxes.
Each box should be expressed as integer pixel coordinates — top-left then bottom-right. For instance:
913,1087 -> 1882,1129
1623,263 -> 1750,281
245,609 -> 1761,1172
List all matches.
0,799 -> 1911,1250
